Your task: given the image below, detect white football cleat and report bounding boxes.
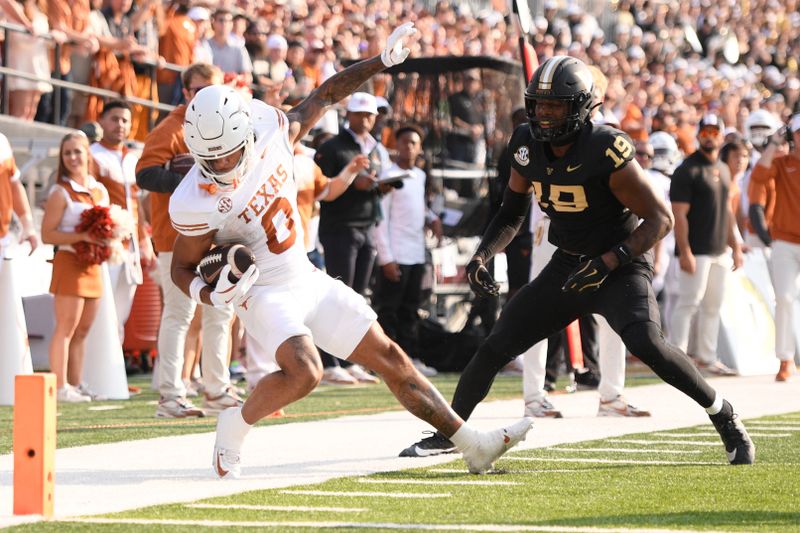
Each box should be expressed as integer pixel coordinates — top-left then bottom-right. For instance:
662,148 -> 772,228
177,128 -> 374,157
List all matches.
461,417 -> 533,474
212,445 -> 241,479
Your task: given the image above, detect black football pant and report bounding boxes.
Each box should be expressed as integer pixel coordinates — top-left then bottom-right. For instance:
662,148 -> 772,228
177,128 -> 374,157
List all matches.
374,263 -> 426,357
451,249 -> 716,420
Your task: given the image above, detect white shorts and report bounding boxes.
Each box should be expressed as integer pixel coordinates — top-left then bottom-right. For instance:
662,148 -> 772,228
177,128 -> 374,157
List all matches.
235,268 -> 376,372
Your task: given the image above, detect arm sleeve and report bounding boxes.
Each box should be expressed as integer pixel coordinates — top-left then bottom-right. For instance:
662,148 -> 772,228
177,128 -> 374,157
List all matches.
473,187 -> 532,264
136,166 -> 184,193
748,204 -> 772,246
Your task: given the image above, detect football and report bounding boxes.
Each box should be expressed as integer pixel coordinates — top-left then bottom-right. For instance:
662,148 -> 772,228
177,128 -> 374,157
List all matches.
167,153 -> 196,177
198,244 -> 256,287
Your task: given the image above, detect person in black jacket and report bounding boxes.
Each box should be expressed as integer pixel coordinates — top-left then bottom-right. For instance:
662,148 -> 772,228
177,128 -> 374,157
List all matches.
313,92 -> 392,384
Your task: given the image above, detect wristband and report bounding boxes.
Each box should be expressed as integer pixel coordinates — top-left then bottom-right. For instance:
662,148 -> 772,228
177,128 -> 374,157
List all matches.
189,276 -> 207,305
611,242 -> 633,267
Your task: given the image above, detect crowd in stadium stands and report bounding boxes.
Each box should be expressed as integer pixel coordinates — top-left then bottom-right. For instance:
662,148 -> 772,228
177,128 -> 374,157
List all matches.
1,0 -> 799,404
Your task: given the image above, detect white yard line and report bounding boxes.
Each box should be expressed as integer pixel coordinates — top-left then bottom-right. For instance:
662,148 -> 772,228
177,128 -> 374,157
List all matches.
279,490 -> 450,498
185,503 -> 368,513
547,447 -> 701,455
653,432 -> 790,438
430,468 -> 591,474
608,439 -> 721,446
739,425 -> 800,431
356,478 -> 521,486
60,517 -> 725,532
508,457 -> 721,466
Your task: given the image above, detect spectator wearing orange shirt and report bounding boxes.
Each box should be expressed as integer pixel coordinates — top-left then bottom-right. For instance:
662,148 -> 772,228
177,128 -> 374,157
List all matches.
157,0 -> 196,106
135,63 -> 239,418
749,115 -> 800,382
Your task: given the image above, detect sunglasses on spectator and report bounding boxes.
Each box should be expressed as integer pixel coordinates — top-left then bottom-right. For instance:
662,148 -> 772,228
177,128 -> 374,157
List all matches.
636,151 -> 653,159
188,85 -> 211,94
698,126 -> 722,137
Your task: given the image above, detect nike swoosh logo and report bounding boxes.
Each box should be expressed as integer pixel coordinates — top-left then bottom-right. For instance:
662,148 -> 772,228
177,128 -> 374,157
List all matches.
206,266 -> 223,283
566,164 -> 582,172
412,445 -> 453,457
216,454 -> 229,477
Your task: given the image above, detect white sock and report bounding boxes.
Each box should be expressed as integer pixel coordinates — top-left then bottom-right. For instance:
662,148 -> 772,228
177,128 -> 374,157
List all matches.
448,423 -> 479,451
705,393 -> 723,415
216,407 -> 252,450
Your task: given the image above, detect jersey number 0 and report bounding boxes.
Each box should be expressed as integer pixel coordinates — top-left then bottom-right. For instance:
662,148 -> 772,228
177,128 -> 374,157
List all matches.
260,196 -> 297,254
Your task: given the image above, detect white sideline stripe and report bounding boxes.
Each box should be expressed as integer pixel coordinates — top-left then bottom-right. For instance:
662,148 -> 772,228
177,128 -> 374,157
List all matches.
60,517 -> 717,532
653,432 -> 790,438
430,468 -> 591,474
357,478 -> 521,486
609,439 -> 722,447
507,457 -> 720,466
186,504 -> 367,513
548,447 -> 701,455
87,405 -> 124,411
280,490 -> 450,498
742,425 -> 800,431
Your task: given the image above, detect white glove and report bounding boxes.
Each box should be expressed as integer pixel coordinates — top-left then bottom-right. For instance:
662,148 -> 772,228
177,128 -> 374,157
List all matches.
381,22 -> 416,67
209,264 -> 259,308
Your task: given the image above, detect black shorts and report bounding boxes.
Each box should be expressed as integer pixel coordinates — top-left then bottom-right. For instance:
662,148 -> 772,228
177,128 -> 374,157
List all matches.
488,249 -> 660,357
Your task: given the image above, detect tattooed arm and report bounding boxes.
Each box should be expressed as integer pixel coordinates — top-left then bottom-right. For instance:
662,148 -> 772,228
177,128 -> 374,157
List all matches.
285,22 -> 416,144
604,158 -> 674,269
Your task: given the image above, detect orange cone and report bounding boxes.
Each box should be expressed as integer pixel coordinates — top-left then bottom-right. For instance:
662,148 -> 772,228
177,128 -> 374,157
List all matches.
0,258 -> 34,406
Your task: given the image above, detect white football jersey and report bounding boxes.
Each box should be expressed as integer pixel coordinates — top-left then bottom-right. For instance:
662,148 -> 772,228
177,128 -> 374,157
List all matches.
169,99 -> 311,285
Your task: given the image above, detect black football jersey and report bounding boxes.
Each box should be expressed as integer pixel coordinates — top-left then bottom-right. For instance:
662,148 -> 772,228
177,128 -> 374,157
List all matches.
508,122 -> 639,257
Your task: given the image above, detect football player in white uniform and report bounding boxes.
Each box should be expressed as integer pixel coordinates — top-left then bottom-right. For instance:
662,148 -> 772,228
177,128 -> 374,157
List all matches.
169,22 -> 533,478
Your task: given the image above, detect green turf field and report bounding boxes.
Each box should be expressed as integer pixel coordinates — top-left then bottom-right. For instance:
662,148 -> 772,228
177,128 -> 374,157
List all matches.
9,412 -> 800,532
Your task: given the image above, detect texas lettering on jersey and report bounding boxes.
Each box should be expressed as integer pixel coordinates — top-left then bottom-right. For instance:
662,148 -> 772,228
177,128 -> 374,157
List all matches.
169,100 -> 311,285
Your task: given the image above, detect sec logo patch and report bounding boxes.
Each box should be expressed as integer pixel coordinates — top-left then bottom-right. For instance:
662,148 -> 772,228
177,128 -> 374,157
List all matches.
217,197 -> 233,213
514,146 -> 530,166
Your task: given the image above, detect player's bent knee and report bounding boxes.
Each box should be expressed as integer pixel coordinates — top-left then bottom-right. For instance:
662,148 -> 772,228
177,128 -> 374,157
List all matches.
276,336 -> 324,391
620,321 -> 664,364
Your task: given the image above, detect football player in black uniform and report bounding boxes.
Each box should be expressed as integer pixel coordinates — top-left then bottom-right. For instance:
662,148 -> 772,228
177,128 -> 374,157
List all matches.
400,56 -> 754,465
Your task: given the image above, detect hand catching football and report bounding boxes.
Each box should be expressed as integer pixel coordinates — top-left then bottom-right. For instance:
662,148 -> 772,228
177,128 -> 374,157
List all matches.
198,244 -> 256,287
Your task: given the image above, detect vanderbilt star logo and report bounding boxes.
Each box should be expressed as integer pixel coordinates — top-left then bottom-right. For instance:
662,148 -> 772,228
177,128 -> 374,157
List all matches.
567,163 -> 582,172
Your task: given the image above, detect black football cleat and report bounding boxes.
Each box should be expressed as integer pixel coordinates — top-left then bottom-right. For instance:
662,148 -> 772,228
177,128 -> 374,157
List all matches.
399,431 -> 457,457
709,400 -> 755,465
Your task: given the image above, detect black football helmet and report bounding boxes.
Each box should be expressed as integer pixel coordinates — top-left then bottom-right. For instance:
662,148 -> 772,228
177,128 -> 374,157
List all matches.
524,56 -> 597,145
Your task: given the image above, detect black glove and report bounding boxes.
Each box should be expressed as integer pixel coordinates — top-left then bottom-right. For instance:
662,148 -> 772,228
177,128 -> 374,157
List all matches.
562,257 -> 610,294
466,258 -> 500,298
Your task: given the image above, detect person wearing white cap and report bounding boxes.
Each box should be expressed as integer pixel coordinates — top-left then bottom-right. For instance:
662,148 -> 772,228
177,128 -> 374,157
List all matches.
313,91 -> 391,384
749,114 -> 800,381
263,34 -> 290,83
188,7 -> 213,65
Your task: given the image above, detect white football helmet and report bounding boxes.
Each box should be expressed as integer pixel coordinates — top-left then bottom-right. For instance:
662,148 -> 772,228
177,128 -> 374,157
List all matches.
184,86 -> 254,190
744,109 -> 781,150
649,131 -> 680,176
